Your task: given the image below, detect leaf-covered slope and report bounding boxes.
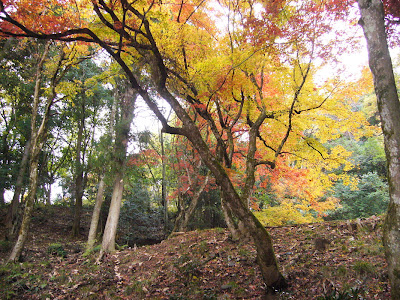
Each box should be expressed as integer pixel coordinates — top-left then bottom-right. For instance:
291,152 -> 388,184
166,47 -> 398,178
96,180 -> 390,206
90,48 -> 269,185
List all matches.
0,206 -> 390,299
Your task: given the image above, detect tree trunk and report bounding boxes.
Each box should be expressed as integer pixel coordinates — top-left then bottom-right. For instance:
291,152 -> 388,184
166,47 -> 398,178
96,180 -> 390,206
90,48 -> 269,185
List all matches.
86,89 -> 117,251
220,193 -> 242,241
86,174 -> 105,251
45,182 -> 52,206
0,189 -> 4,205
161,131 -> 168,234
97,85 -> 136,260
218,172 -> 286,290
8,42 -> 52,262
8,143 -> 41,262
72,114 -> 85,237
5,138 -> 30,240
357,1 -> 400,298
182,123 -> 285,289
98,172 -> 124,256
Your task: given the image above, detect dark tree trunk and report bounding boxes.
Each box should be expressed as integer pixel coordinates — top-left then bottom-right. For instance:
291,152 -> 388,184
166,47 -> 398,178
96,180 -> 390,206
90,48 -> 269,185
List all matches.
357,0 -> 400,298
72,114 -> 85,237
161,131 -> 168,234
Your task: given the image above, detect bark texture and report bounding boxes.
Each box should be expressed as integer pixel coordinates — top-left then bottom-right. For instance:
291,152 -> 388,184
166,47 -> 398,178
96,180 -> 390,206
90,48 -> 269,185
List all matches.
98,172 -> 124,255
357,0 -> 400,298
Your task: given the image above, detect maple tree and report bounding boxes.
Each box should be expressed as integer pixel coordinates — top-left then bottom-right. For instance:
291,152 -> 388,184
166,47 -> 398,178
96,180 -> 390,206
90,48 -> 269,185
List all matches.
0,0 -> 377,291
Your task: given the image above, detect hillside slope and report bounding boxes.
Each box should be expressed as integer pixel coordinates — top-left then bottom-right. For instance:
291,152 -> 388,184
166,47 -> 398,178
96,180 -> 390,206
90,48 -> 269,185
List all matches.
0,206 -> 390,299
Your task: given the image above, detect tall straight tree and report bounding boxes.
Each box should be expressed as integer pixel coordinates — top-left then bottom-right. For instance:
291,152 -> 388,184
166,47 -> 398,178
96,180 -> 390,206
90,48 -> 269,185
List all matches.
98,81 -> 137,259
7,41 -> 91,261
8,42 -> 67,261
87,87 -> 117,251
357,0 -> 400,298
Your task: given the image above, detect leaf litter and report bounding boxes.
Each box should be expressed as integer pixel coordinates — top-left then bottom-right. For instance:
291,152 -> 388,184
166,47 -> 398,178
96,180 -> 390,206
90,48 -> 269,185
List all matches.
0,207 -> 389,299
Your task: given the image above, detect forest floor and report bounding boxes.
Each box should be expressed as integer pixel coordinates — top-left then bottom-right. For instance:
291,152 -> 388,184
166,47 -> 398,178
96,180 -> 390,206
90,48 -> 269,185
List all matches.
0,205 -> 390,299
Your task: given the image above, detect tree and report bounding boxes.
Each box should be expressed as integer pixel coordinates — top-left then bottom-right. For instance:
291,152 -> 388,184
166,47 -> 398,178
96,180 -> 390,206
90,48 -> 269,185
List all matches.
1,38 -> 37,234
86,79 -> 116,251
8,41 -> 67,261
357,0 -> 400,298
0,0 -> 368,291
65,57 -> 108,236
97,80 -> 137,259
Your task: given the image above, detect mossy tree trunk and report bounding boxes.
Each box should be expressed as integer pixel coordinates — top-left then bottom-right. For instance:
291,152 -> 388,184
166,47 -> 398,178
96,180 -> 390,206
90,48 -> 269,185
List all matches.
357,0 -> 400,298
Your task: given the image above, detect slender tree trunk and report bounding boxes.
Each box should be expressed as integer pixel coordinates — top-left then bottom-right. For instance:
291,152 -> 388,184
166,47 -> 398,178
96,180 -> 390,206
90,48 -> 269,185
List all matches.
72,114 -> 85,236
86,89 -> 117,251
46,183 -> 51,205
86,174 -> 105,250
8,42 -> 51,262
0,189 -> 4,205
357,1 -> 400,298
97,85 -> 136,260
220,194 -> 241,240
8,144 -> 41,262
161,131 -> 168,234
5,139 -> 30,240
0,132 -> 10,206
